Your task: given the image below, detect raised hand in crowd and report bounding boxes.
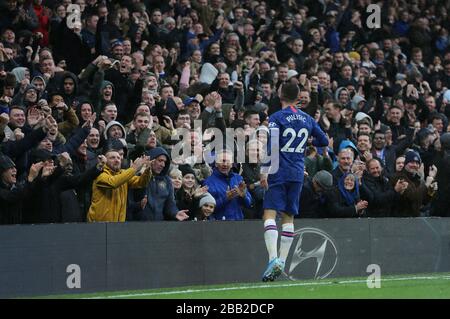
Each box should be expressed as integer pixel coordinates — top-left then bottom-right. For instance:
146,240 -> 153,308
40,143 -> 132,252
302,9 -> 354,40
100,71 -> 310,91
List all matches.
0,113 -> 9,129
96,155 -> 107,170
321,113 -> 331,131
237,181 -> 248,198
43,115 -> 57,133
212,92 -> 223,111
42,161 -> 56,178
193,185 -> 209,198
425,165 -> 438,188
131,155 -> 152,172
27,107 -> 43,127
394,179 -> 409,194
234,81 -> 244,93
57,152 -> 72,169
28,162 -> 44,182
226,187 -> 239,200
98,120 -> 106,135
82,112 -> 97,129
163,115 -> 175,131
19,78 -> 30,93
14,128 -> 24,141
203,92 -> 216,108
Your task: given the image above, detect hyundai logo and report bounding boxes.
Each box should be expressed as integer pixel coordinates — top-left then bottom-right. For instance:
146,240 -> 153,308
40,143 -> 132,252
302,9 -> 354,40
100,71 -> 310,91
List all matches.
286,227 -> 338,280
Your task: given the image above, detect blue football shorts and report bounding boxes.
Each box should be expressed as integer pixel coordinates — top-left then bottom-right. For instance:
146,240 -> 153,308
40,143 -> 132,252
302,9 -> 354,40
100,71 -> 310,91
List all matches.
263,181 -> 303,216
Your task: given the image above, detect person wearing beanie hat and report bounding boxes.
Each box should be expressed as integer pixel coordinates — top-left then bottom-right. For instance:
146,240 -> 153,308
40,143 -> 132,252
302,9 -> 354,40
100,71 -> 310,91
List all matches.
11,84 -> 39,109
404,150 -> 422,166
30,148 -> 57,164
197,192 -> 216,220
390,149 -> 438,217
0,154 -> 16,177
298,170 -> 334,218
179,164 -> 196,179
0,154 -> 44,224
312,170 -> 334,191
175,164 -> 208,220
3,72 -> 17,95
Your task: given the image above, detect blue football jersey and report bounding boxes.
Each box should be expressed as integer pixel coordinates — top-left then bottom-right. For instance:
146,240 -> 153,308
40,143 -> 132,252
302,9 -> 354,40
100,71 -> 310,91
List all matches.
264,106 -> 328,183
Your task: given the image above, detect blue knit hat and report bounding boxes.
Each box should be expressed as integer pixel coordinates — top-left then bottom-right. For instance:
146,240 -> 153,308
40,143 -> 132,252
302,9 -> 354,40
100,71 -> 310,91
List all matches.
404,150 -> 421,166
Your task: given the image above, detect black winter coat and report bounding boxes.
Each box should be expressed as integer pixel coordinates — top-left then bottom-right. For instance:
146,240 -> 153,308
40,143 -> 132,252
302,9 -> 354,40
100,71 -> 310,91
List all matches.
22,165 -> 102,223
325,182 -> 372,218
0,179 -> 40,224
363,173 -> 398,217
298,177 -> 333,218
431,150 -> 450,217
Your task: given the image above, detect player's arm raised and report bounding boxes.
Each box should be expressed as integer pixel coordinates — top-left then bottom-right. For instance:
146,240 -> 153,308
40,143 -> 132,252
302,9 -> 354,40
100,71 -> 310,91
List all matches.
310,119 -> 329,148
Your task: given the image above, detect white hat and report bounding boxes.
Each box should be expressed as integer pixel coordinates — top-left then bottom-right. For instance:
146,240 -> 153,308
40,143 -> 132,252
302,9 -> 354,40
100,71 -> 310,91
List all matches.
199,193 -> 216,207
287,69 -> 299,80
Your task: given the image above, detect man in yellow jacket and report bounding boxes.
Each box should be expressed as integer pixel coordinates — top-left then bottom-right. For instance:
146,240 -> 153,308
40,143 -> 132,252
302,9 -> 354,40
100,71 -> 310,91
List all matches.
87,150 -> 152,222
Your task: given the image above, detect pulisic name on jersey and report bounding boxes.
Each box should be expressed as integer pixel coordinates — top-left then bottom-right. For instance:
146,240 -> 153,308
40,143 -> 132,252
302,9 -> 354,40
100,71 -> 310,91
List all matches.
285,114 -> 306,123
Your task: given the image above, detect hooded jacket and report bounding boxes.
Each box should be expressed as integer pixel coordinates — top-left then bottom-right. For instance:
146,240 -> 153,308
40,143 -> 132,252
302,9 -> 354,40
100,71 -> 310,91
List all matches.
131,147 -> 180,221
87,164 -> 152,222
104,120 -> 127,140
11,84 -> 39,109
31,75 -> 48,99
60,72 -> 80,108
203,167 -> 253,220
92,80 -> 115,115
352,96 -> 368,114
334,87 -> 350,106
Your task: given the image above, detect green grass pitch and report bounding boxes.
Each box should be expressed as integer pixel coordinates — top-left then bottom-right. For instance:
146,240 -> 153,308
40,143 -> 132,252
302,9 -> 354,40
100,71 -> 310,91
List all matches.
35,273 -> 450,299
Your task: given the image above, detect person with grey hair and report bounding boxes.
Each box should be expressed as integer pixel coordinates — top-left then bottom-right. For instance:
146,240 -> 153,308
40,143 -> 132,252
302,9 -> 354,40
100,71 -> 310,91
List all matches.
203,148 -> 253,220
331,147 -> 355,185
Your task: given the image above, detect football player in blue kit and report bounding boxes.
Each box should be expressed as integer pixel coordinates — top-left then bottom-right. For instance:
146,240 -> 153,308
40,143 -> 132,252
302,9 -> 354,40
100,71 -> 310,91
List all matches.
260,83 -> 329,282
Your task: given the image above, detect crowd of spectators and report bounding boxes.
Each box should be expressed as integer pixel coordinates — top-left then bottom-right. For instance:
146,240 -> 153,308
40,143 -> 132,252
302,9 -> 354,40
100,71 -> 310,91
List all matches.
1,0 -> 450,224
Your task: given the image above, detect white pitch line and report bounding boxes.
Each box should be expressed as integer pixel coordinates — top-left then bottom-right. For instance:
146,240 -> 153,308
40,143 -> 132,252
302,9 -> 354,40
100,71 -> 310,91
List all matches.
83,275 -> 450,299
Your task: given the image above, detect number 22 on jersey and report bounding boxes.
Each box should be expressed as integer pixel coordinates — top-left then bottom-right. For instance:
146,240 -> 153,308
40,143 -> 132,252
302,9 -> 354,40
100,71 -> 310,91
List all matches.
280,128 -> 309,153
